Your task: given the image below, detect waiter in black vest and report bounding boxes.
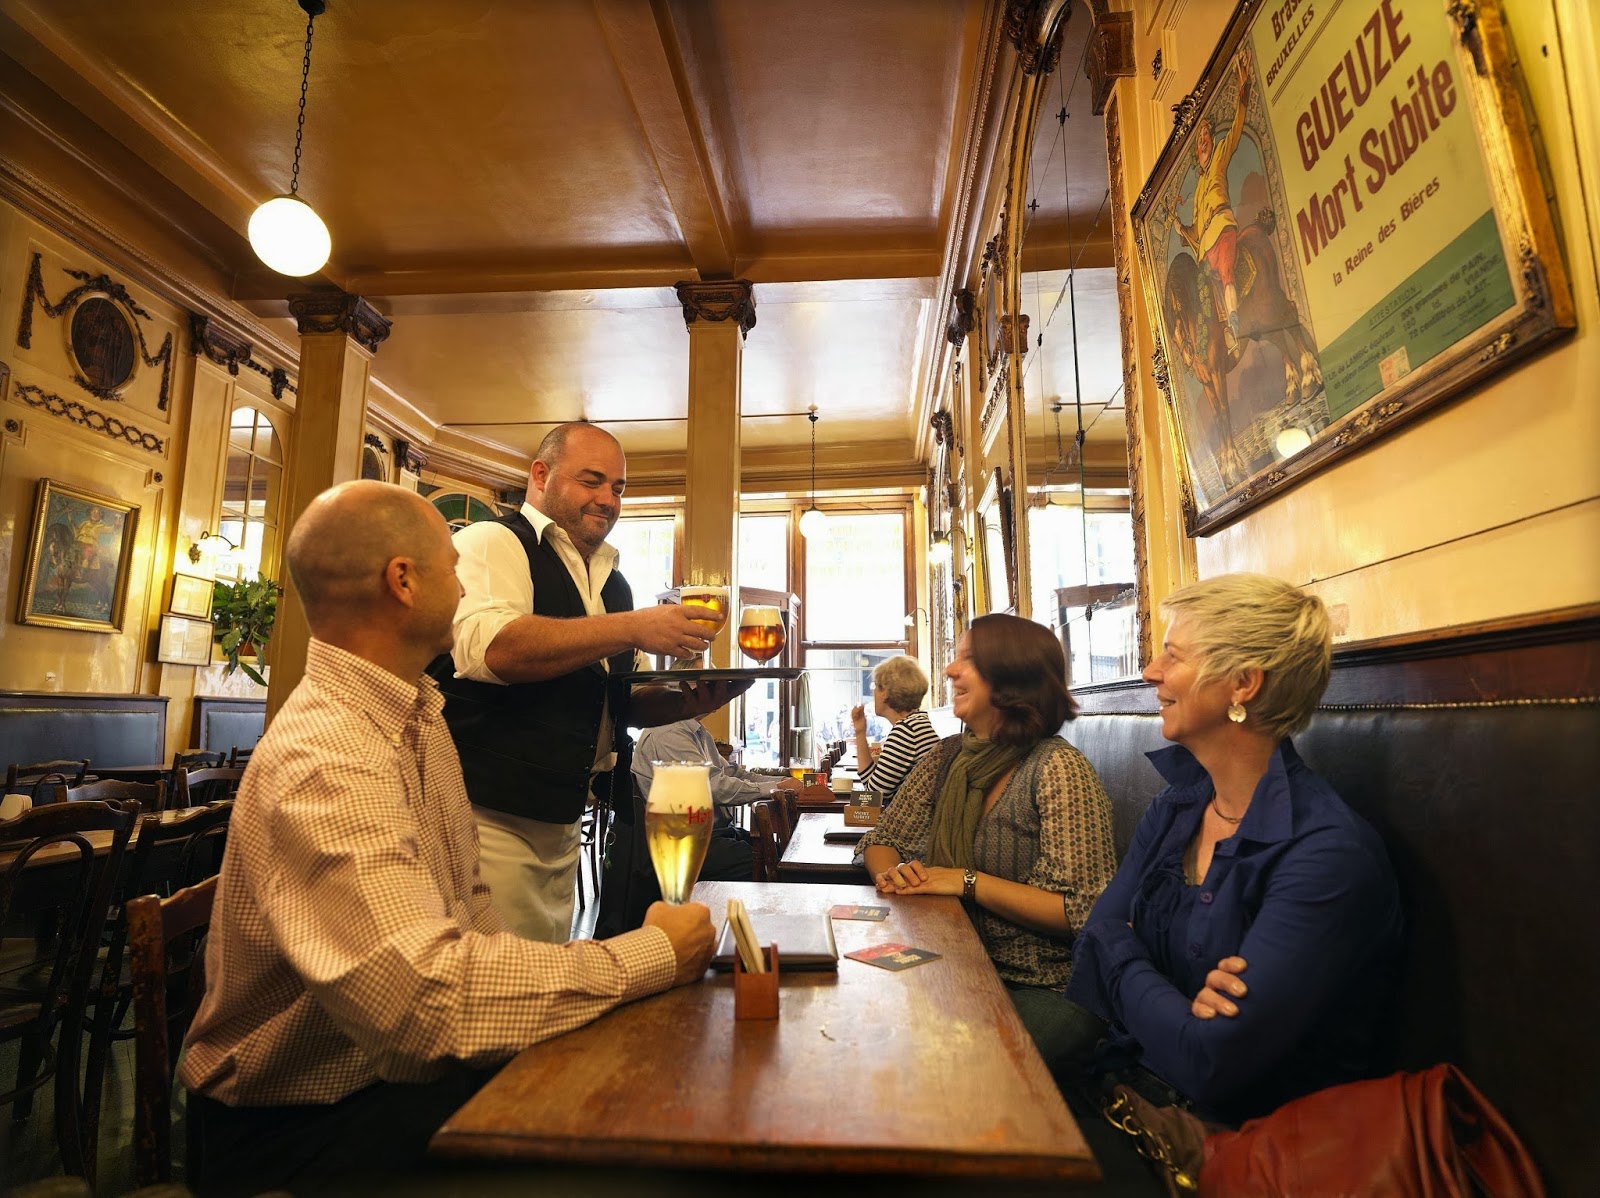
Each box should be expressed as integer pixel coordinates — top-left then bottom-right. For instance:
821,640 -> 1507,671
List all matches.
429,422 -> 748,941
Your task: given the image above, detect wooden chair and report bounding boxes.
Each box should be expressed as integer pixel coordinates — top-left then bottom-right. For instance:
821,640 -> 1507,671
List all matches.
6,761 -> 90,802
61,778 -> 167,815
0,800 -> 138,1180
171,750 -> 225,774
226,745 -> 254,768
82,802 -> 233,1173
776,787 -> 799,847
127,875 -> 216,1187
750,800 -> 781,882
173,766 -> 243,809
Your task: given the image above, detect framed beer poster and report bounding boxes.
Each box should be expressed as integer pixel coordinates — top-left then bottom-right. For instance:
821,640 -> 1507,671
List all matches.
1132,0 -> 1574,534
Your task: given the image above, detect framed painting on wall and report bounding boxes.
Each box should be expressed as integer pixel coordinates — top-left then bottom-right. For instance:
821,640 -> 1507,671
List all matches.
976,467 -> 1017,615
1132,0 -> 1574,534
17,478 -> 140,631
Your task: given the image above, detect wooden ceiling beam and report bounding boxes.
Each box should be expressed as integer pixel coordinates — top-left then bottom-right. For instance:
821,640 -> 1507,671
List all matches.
593,0 -> 735,279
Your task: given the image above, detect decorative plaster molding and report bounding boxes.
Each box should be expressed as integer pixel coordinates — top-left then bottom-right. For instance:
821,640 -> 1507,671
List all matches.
286,292 -> 393,354
1085,11 -> 1136,116
673,279 -> 756,337
14,381 -> 165,454
998,313 -> 1030,356
16,252 -> 174,410
1004,0 -> 1065,77
188,313 -> 252,376
946,288 -> 975,346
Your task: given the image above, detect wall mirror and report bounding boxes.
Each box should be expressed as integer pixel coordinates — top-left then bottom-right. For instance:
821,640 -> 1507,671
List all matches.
1016,8 -> 1140,687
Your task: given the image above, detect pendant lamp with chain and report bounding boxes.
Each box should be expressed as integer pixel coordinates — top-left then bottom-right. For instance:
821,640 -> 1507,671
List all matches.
248,0 -> 332,277
798,407 -> 828,540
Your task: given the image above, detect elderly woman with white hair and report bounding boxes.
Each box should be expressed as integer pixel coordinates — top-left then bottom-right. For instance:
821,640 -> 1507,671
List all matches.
1059,573 -> 1402,1127
849,654 -> 940,804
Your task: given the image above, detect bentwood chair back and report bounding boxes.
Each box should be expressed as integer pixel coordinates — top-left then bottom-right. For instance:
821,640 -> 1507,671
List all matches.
750,800 -> 781,883
171,750 -> 225,774
227,745 -> 255,768
62,778 -> 167,815
6,760 -> 90,802
0,799 -> 137,1181
174,766 -> 244,809
82,801 -> 234,1175
127,875 -> 216,1186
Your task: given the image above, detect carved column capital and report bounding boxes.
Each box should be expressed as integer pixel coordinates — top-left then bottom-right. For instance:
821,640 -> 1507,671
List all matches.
947,288 -> 976,346
1085,10 -> 1136,115
1004,0 -> 1065,77
286,292 -> 393,354
673,279 -> 757,337
188,313 -> 254,376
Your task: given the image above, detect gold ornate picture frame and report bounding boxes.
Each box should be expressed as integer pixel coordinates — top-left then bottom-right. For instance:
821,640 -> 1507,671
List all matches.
17,478 -> 140,632
1132,0 -> 1574,534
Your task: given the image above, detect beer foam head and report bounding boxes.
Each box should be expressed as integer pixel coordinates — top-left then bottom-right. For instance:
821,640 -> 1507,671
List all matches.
646,761 -> 713,811
740,605 -> 781,627
680,585 -> 728,604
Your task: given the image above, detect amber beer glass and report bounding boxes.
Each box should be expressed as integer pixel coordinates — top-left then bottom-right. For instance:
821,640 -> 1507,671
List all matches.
673,584 -> 729,665
737,605 -> 785,664
644,762 -> 714,904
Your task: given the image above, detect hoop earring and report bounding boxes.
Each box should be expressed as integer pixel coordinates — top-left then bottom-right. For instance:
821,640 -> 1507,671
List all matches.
1227,702 -> 1247,724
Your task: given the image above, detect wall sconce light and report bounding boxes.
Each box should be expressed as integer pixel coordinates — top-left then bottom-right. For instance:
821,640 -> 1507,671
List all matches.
188,530 -> 238,564
903,606 -> 931,628
798,406 -> 829,540
927,529 -> 952,565
248,0 -> 332,277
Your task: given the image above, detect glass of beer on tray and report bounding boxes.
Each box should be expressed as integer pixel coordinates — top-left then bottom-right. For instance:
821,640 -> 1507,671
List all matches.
737,605 -> 785,665
673,584 -> 729,665
645,761 -> 715,904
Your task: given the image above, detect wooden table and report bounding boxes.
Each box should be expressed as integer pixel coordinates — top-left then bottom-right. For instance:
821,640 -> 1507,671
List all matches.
432,881 -> 1097,1183
778,812 -> 868,883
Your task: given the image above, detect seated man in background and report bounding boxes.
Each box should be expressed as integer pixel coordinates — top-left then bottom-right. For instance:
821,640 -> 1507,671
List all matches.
633,718 -> 797,881
180,481 -> 715,1196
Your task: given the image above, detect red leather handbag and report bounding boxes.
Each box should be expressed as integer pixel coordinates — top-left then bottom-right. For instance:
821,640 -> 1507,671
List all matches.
1202,1065 -> 1545,1196
1105,1064 -> 1546,1197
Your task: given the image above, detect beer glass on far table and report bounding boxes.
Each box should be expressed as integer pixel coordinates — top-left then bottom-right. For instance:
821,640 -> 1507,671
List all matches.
645,762 -> 714,904
737,605 -> 785,665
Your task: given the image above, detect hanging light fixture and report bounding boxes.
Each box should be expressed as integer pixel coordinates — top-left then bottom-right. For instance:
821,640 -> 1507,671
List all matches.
248,0 -> 332,277
798,406 -> 829,540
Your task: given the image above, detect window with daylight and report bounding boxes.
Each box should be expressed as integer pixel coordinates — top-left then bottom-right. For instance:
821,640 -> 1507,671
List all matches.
738,513 -> 788,592
216,404 -> 284,582
803,511 -> 906,642
609,515 -> 677,604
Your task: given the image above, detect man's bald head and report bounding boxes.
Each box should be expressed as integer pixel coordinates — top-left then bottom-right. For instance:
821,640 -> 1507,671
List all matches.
533,421 -> 622,474
285,481 -> 450,630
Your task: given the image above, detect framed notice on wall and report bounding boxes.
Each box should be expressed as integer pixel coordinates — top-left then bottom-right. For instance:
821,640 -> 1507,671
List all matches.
157,613 -> 215,667
1132,0 -> 1574,534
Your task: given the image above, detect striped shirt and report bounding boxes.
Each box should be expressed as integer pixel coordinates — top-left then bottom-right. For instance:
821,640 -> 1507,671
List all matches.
180,639 -> 676,1107
856,709 -> 941,802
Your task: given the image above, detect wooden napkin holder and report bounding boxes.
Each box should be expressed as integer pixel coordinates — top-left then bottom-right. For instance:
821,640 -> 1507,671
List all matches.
798,781 -> 838,803
732,944 -> 780,1020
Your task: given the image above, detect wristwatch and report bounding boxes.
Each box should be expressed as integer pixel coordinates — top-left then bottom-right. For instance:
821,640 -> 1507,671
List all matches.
962,868 -> 978,901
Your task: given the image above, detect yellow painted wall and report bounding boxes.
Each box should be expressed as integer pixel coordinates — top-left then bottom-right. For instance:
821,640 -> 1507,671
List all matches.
1115,0 -> 1600,642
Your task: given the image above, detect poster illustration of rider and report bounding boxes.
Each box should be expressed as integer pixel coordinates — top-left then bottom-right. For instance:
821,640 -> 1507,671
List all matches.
1153,51 -> 1327,505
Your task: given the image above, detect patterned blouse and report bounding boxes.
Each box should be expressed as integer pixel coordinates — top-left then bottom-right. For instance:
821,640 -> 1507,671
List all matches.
858,734 -> 1117,989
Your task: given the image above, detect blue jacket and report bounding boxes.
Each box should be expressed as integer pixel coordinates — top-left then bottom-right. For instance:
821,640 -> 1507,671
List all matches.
1066,740 -> 1402,1123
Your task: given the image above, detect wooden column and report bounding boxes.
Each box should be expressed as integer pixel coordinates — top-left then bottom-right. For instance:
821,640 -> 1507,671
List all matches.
674,279 -> 755,741
266,293 -> 392,724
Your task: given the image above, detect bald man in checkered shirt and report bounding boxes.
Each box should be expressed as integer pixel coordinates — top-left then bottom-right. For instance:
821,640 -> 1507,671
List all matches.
180,481 -> 714,1195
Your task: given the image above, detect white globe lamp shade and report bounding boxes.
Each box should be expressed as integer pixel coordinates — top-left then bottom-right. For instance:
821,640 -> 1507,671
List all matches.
248,194 -> 331,277
798,506 -> 829,540
927,533 -> 952,565
1274,426 -> 1313,458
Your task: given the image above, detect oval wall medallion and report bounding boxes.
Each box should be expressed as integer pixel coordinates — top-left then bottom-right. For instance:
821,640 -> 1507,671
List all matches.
69,295 -> 138,393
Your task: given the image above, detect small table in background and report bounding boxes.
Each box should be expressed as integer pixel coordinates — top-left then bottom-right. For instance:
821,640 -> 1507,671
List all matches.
778,812 -> 867,884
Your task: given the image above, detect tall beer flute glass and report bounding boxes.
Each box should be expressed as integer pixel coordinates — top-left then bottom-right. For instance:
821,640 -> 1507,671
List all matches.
644,762 -> 715,904
737,605 -> 785,664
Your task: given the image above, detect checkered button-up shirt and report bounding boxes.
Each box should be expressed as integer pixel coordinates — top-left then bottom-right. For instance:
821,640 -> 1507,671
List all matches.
179,639 -> 676,1107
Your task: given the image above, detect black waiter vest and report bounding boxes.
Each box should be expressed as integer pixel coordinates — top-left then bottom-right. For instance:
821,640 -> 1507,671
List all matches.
427,512 -> 634,825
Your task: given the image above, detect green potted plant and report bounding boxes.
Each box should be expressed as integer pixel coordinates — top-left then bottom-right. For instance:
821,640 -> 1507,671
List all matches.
212,576 -> 281,686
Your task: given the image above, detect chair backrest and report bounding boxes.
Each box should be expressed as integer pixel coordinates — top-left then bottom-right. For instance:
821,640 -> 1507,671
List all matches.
227,745 -> 254,768
64,778 -> 166,815
127,875 -> 216,1187
171,749 -> 225,774
174,766 -> 244,809
776,787 -> 799,844
750,800 -> 781,882
124,801 -> 234,900
6,758 -> 91,791
0,800 -> 137,1170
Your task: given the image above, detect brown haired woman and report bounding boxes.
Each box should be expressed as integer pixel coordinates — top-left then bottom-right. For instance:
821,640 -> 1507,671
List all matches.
858,613 -> 1117,1063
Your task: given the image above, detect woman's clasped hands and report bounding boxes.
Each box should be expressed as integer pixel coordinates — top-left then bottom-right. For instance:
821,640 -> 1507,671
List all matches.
872,858 -> 964,897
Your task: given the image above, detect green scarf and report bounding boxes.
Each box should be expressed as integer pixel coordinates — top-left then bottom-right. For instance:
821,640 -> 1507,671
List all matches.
926,731 -> 1029,868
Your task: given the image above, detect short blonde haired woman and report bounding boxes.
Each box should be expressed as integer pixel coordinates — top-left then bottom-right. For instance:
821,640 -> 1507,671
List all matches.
1061,574 -> 1402,1125
849,655 -> 939,803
